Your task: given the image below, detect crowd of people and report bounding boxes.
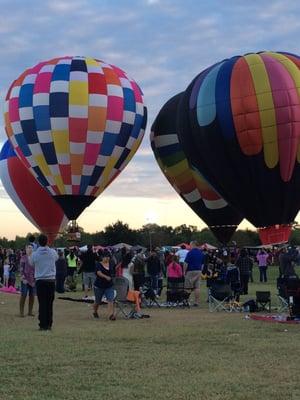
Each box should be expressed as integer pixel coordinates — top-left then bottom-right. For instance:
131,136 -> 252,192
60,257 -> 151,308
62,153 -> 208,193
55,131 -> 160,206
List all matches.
0,235 -> 299,330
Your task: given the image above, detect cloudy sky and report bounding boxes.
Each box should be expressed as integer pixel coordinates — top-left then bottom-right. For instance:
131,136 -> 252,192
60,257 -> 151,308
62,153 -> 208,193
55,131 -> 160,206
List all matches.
0,0 -> 300,238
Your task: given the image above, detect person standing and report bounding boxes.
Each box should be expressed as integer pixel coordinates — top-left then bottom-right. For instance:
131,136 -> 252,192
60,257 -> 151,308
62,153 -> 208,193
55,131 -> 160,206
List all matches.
66,249 -> 78,291
175,245 -> 189,271
31,234 -> 58,331
55,250 -> 68,293
78,245 -> 97,298
236,248 -> 253,295
146,250 -> 162,296
256,249 -> 269,282
28,235 -> 38,251
19,245 -> 35,317
184,241 -> 204,306
93,255 -> 116,320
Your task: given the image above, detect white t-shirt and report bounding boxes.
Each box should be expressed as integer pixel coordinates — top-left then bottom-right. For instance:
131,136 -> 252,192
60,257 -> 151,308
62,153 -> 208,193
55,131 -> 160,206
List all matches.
3,264 -> 10,277
176,249 -> 189,263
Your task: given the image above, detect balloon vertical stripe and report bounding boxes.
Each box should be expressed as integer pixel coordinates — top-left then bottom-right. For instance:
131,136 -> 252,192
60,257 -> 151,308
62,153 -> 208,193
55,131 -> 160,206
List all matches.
215,57 -> 238,139
231,56 -> 263,155
245,53 -> 279,168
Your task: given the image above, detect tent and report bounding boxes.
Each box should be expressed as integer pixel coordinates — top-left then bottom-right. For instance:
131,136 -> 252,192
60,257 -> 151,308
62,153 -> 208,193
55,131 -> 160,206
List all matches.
112,243 -> 132,250
131,245 -> 147,252
201,243 -> 217,250
176,243 -> 191,250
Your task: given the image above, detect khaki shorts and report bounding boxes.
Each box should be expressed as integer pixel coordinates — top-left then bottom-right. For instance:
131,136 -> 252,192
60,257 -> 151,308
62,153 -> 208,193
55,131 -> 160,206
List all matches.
185,271 -> 201,289
83,272 -> 95,287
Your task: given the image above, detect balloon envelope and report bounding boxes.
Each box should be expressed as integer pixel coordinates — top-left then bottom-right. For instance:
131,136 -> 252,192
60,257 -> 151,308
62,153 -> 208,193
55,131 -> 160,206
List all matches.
4,56 -> 147,220
177,51 -> 300,241
151,93 -> 243,244
0,141 -> 68,243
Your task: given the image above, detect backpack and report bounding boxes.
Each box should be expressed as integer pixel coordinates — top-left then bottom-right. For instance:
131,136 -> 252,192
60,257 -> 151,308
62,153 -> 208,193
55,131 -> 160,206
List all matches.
243,299 -> 258,313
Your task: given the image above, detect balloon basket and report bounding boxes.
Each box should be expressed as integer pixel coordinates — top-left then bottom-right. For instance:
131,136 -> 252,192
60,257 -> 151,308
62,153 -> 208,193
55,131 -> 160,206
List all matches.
67,221 -> 81,243
258,225 -> 292,245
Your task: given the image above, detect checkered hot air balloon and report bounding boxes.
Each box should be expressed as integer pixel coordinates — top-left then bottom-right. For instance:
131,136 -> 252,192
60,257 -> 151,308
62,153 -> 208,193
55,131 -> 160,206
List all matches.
151,93 -> 243,244
177,51 -> 300,245
0,141 -> 68,244
4,56 -> 147,220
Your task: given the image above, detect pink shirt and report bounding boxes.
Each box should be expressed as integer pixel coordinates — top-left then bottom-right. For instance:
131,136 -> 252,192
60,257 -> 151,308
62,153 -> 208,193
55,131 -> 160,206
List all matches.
167,262 -> 183,278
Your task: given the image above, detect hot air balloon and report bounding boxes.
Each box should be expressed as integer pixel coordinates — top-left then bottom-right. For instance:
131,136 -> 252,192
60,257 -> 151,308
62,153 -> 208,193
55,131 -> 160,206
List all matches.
4,56 -> 147,222
0,140 -> 68,243
177,51 -> 300,245
151,93 -> 243,244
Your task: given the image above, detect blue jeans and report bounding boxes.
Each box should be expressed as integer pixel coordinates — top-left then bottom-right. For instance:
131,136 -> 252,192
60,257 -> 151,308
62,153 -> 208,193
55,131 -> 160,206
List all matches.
21,282 -> 36,297
259,266 -> 268,282
149,274 -> 159,293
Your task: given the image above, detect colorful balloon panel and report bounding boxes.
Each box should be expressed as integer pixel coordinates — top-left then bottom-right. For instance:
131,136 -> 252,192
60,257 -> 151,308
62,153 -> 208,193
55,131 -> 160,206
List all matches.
4,56 -> 147,219
151,93 -> 242,244
178,51 -> 300,229
0,141 -> 68,243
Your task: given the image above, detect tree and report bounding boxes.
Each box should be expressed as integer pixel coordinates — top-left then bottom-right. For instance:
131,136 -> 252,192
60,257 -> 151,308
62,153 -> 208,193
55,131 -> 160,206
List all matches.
103,220 -> 136,245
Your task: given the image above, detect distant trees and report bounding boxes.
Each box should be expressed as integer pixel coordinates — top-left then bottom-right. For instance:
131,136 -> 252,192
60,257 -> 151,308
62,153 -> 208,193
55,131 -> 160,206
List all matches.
4,221 -> 300,249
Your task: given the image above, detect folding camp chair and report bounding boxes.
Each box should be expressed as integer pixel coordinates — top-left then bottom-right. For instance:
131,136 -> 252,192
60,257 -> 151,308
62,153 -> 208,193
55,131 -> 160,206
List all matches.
277,295 -> 289,313
140,280 -> 161,308
209,282 -> 233,312
166,277 -> 191,307
284,278 -> 300,319
113,277 -> 136,319
256,291 -> 271,312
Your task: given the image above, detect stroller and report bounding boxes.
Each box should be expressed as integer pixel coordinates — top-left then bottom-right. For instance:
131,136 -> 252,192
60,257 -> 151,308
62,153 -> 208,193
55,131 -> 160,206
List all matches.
166,277 -> 191,307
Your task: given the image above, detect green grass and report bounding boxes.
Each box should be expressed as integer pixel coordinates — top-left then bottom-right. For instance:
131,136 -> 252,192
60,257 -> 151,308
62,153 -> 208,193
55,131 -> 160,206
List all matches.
1,266 -> 300,400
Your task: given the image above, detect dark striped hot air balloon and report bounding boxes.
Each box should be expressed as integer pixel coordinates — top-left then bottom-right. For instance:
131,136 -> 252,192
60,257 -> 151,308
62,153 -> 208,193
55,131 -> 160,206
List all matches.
151,93 -> 243,244
177,51 -> 300,244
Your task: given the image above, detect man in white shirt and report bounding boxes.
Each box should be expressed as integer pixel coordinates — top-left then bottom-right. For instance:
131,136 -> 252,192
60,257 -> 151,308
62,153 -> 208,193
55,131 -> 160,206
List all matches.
176,245 -> 189,269
31,234 -> 58,331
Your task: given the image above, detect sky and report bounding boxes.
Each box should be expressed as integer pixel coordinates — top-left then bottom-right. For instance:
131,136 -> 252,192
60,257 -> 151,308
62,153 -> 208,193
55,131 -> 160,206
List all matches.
0,0 -> 300,239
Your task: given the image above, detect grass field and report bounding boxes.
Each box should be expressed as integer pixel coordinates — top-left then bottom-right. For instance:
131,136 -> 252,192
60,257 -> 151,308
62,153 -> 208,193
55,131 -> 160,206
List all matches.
1,266 -> 300,400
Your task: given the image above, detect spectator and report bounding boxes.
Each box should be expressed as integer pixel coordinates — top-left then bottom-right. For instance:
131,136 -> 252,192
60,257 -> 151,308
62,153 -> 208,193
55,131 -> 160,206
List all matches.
28,235 -> 38,251
236,248 -> 253,295
31,234 -> 58,331
66,249 -> 78,291
3,257 -> 10,287
167,255 -> 183,279
184,240 -> 204,306
146,250 -> 162,296
225,262 -> 241,301
131,251 -> 146,290
78,245 -> 97,298
19,245 -> 35,317
93,255 -> 116,320
279,247 -> 298,278
0,247 -> 4,285
55,250 -> 68,293
175,245 -> 189,271
257,249 -> 269,282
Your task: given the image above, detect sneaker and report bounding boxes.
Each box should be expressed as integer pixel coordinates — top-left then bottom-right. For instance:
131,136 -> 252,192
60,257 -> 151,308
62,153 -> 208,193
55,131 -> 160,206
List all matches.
109,314 -> 116,321
93,312 -> 99,319
193,303 -> 199,307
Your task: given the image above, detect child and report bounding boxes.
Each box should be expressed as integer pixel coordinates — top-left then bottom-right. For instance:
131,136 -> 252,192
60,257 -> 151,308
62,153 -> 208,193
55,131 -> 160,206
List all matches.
3,258 -> 10,287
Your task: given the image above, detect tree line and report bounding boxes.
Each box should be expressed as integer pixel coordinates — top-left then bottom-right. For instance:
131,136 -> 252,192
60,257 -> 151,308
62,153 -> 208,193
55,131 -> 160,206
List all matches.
2,220 -> 300,249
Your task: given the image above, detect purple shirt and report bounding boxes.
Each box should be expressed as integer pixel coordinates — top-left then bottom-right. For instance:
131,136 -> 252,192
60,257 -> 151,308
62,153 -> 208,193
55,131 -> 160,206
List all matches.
20,255 -> 35,287
256,252 -> 269,267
